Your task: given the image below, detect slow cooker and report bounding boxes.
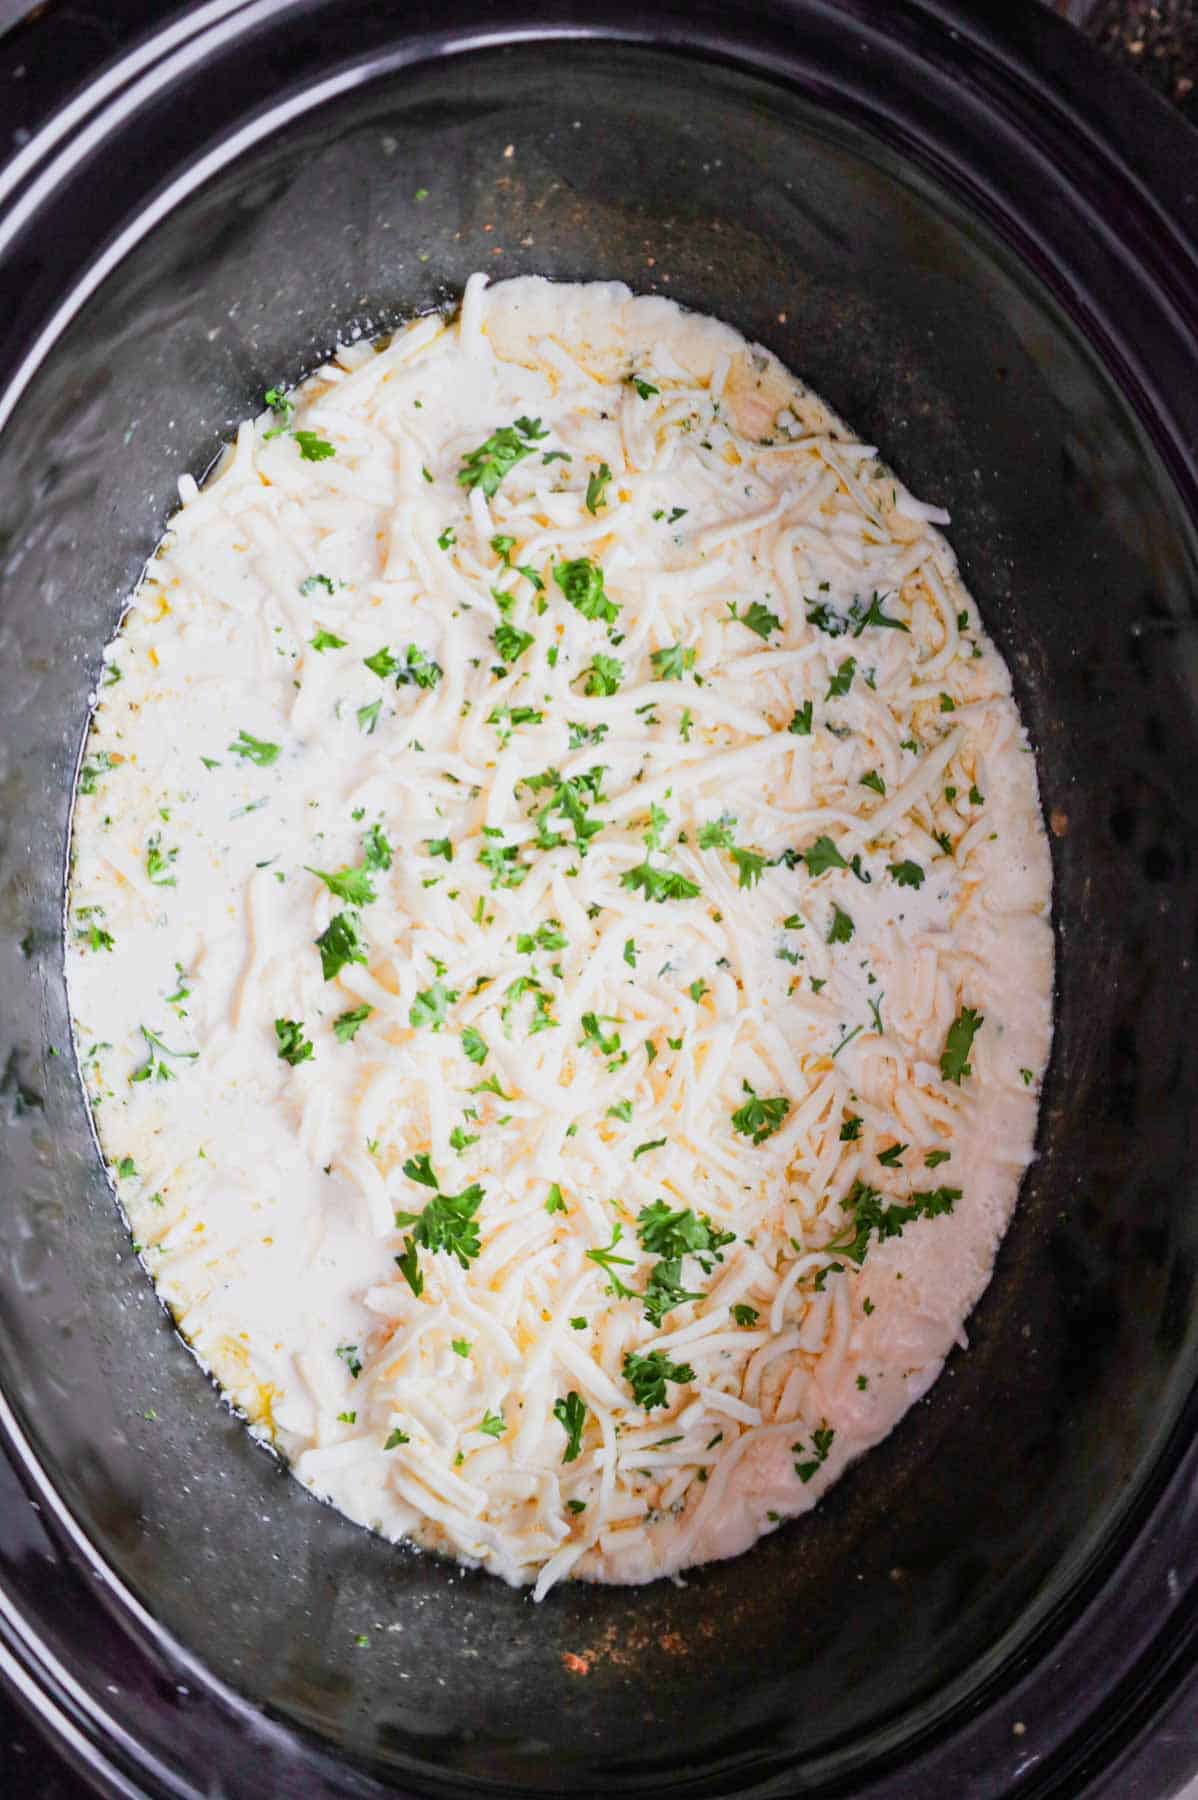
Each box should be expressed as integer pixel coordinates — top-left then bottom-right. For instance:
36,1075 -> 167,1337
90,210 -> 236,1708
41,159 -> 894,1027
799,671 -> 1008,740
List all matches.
0,2 -> 1196,1795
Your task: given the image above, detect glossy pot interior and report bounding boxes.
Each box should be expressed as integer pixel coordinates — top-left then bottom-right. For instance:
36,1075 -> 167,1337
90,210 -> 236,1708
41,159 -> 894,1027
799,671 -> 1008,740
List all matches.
0,7 -> 1196,1797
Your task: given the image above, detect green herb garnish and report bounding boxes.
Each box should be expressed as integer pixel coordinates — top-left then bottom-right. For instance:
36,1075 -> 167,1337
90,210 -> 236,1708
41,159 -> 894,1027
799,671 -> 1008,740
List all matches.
940,1006 -> 983,1084
229,729 -> 280,766
315,911 -> 368,980
275,1018 -> 314,1066
553,1391 -> 587,1462
333,1005 -> 372,1043
623,1348 -> 695,1410
730,1081 -> 789,1145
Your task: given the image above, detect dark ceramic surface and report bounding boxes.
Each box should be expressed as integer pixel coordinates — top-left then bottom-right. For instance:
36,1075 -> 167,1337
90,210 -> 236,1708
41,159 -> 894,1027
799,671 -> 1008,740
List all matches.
0,2 -> 1196,1796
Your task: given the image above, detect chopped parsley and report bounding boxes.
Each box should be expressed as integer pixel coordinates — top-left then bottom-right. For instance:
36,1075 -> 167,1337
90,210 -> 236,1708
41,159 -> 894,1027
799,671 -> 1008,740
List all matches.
642,1260 -> 706,1327
145,834 -> 178,886
793,1422 -> 835,1483
393,1159 -> 486,1294
650,643 -> 696,681
409,977 -> 459,1031
333,1004 -> 372,1043
825,657 -> 856,699
633,1202 -> 726,1274
621,807 -> 699,903
384,1428 -> 410,1449
486,704 -> 544,745
825,1178 -> 961,1265
888,860 -> 925,888
628,374 -> 659,399
940,1005 -> 983,1085
852,592 -> 908,634
264,386 -> 294,428
309,628 -> 347,652
494,622 -> 534,664
399,645 -> 442,688
730,847 -> 768,889
363,823 -> 392,870
274,1018 -> 314,1066
806,591 -> 908,637
569,719 -> 609,749
460,1026 -> 488,1065
229,729 -> 280,766
553,1391 -> 587,1462
306,864 -> 376,906
130,1025 -> 197,1085
585,1222 -> 636,1298
804,835 -> 847,878
583,652 -> 623,696
860,769 -> 886,796
293,430 -> 335,461
554,557 -> 619,624
523,763 -> 607,853
732,1304 -> 759,1326
729,599 -> 781,640
623,1349 -> 695,1410
585,461 -> 613,513
788,701 -> 813,735
621,861 -> 700,904
478,834 -> 526,889
366,643 -> 442,689
315,911 -> 368,981
78,752 -> 115,795
698,817 -> 737,850
336,1343 -> 362,1378
730,1081 -> 790,1145
457,417 -> 546,496
517,920 -> 568,954
478,1410 -> 507,1439
827,904 -> 855,944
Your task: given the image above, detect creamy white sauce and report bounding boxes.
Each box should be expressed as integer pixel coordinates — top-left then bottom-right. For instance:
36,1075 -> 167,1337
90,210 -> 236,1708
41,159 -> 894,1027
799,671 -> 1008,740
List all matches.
67,275 -> 1053,1595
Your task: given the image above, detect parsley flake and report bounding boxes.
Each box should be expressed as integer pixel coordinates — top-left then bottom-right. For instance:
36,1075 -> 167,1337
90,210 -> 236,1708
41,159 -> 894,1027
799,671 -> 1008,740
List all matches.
940,1006 -> 983,1085
554,557 -> 619,624
730,1081 -> 790,1145
275,1018 -> 314,1066
333,1004 -> 372,1043
623,1349 -> 695,1410
229,729 -> 279,766
553,1391 -> 587,1462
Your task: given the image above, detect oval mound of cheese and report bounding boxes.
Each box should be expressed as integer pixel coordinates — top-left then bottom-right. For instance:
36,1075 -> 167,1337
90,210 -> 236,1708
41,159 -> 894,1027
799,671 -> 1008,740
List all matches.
67,275 -> 1053,1596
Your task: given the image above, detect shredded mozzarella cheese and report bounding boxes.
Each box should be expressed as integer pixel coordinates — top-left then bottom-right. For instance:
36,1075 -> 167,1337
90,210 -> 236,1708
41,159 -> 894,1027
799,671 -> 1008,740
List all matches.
67,276 -> 1052,1594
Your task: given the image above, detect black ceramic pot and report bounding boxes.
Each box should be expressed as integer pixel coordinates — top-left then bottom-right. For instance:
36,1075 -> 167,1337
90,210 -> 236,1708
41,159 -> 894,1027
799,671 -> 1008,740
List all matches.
0,2 -> 1196,1796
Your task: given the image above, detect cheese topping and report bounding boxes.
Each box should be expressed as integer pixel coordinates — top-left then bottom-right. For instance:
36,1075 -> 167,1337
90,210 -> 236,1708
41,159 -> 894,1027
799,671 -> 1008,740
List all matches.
67,275 -> 1053,1595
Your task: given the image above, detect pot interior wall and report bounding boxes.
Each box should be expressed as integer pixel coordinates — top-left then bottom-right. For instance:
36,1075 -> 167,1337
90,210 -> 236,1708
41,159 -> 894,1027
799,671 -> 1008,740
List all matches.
1,37 -> 1196,1798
